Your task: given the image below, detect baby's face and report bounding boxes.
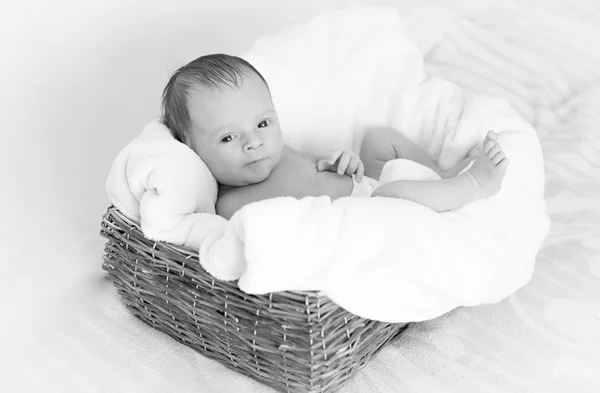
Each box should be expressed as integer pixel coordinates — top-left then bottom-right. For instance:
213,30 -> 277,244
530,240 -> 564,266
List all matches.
187,73 -> 284,187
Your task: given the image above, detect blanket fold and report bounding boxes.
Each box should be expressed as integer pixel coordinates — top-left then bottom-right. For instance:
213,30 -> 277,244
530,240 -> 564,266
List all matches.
106,121 -> 226,249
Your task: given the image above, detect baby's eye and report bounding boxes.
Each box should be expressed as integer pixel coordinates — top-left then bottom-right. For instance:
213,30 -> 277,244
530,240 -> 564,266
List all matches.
221,135 -> 235,143
257,120 -> 270,129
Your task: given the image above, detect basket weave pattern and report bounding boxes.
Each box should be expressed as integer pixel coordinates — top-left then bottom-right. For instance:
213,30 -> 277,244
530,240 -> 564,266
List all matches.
101,206 -> 408,393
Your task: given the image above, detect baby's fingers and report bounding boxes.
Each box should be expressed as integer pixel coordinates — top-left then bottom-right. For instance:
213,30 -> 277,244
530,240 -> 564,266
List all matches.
356,160 -> 364,182
327,150 -> 343,166
316,160 -> 330,172
337,152 -> 352,176
344,156 -> 361,177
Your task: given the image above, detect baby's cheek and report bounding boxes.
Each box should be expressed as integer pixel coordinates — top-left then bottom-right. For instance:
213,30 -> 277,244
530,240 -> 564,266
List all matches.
212,158 -> 239,184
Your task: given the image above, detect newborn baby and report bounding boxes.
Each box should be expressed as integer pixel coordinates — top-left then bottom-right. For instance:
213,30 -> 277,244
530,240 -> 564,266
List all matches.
161,54 -> 509,219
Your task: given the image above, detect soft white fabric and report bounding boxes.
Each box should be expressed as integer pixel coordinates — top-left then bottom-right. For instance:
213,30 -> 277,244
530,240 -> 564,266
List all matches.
105,120 -> 226,249
198,6 -> 550,323
380,158 -> 446,183
350,174 -> 380,197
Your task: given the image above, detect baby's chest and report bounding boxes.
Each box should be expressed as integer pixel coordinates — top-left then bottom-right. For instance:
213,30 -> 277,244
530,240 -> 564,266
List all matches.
241,158 -> 353,203
250,158 -> 319,200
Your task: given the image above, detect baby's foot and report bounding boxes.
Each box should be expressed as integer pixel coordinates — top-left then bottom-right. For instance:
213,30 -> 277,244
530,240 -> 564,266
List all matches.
440,146 -> 481,179
464,131 -> 510,197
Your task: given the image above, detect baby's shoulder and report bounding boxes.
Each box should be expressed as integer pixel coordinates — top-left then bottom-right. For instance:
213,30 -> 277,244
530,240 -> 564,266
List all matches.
215,188 -> 246,220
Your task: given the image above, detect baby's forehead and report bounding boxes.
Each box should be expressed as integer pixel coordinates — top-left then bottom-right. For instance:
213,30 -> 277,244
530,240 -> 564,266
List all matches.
190,76 -> 270,108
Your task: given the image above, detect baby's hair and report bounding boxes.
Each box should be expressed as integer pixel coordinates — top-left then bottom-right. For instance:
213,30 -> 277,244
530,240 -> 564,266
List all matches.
161,53 -> 270,143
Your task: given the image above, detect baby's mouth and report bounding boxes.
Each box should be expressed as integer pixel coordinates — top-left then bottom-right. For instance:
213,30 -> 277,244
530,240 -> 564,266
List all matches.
246,157 -> 267,166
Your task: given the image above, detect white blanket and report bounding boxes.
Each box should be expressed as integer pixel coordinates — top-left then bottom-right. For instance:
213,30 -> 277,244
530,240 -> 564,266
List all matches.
106,6 -> 550,323
105,121 -> 227,249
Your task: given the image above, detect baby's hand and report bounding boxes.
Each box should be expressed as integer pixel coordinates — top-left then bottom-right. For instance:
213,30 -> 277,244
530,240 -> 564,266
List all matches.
316,149 -> 364,182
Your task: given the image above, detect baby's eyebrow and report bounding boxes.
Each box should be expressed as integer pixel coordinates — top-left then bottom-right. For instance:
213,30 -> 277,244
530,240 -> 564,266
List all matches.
210,109 -> 275,136
211,124 -> 234,136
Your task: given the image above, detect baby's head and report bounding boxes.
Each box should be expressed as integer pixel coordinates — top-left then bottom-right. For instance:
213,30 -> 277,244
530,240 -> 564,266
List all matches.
161,54 -> 284,187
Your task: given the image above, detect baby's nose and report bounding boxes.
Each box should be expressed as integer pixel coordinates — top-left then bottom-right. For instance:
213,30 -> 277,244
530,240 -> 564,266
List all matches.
244,135 -> 264,151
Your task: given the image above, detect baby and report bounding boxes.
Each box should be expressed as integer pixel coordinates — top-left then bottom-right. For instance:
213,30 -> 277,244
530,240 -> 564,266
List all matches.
161,54 -> 509,219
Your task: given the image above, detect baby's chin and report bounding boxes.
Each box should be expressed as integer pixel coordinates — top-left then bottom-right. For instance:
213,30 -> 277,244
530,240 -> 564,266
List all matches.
242,163 -> 274,184
243,153 -> 283,184
219,162 -> 273,186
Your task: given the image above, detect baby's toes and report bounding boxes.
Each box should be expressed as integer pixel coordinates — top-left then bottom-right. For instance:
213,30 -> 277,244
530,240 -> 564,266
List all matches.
488,143 -> 501,159
497,157 -> 510,171
485,139 -> 500,155
482,131 -> 494,148
492,151 -> 505,165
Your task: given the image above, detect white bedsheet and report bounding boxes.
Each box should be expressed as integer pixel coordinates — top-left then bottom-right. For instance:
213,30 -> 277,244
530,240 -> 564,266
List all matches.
3,2 -> 599,392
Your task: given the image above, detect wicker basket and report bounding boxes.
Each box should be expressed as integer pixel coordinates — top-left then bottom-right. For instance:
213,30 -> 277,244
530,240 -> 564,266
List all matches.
101,206 -> 408,393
